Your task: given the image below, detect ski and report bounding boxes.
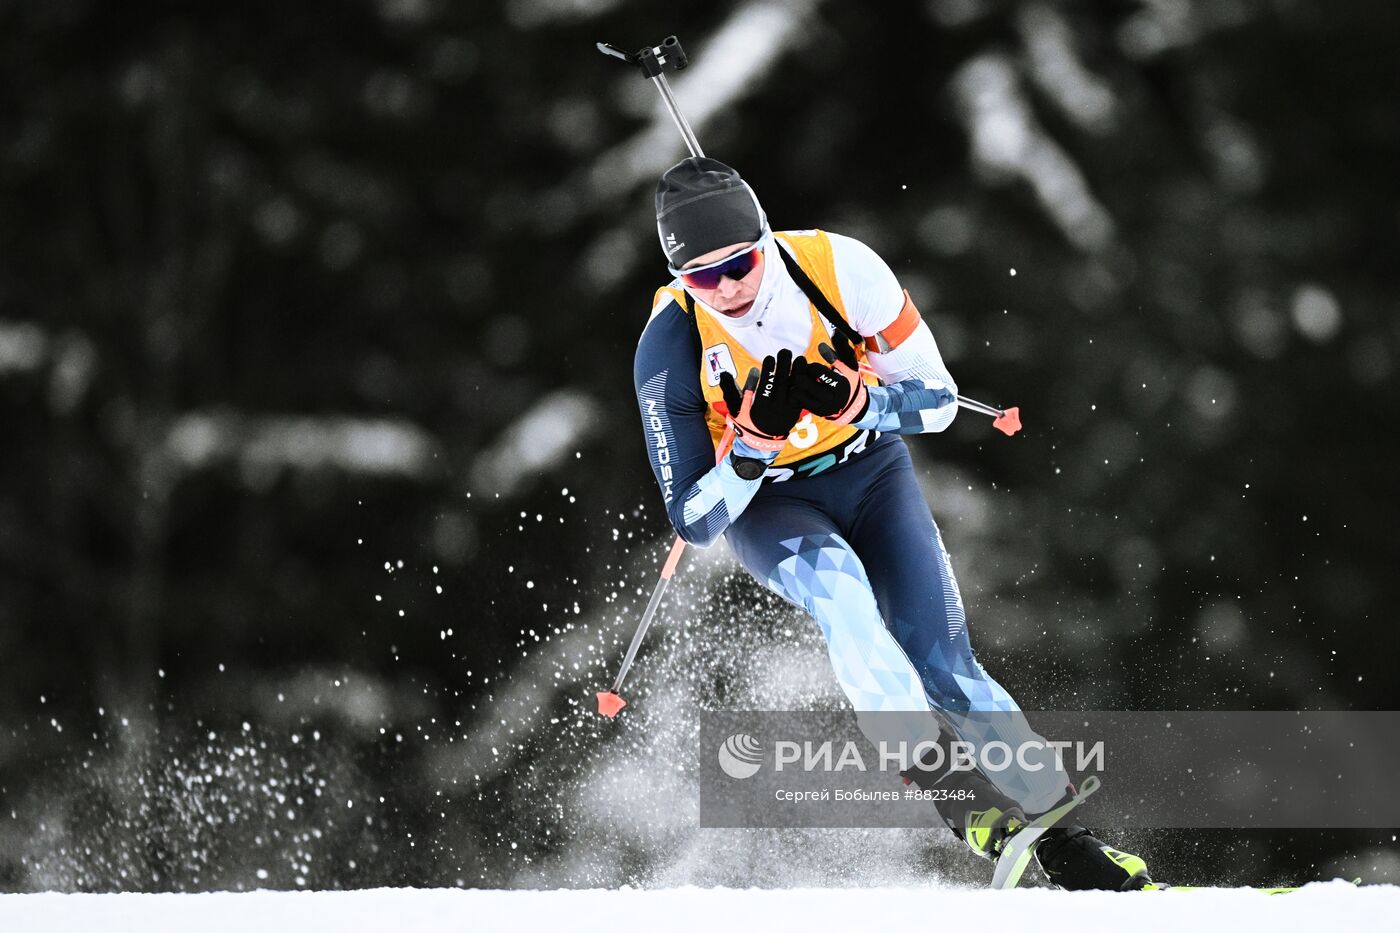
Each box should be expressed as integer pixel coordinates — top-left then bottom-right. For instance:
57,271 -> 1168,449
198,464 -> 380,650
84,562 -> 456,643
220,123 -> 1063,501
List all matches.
1139,884 -> 1298,894
990,775 -> 1103,890
1139,878 -> 1358,894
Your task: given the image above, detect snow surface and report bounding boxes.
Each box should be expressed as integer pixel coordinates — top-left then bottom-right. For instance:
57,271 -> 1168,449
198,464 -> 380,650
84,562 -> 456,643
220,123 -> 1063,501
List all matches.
1,881 -> 1393,933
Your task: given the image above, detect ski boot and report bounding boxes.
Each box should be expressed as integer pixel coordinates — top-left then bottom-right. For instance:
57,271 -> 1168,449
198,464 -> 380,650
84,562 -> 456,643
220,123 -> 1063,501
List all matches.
902,756 -> 1032,861
903,759 -> 1153,889
1034,824 -> 1153,891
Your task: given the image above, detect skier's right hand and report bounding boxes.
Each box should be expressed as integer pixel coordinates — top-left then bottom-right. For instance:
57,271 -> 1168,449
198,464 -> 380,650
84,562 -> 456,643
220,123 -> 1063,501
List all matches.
719,349 -> 805,451
790,331 -> 870,425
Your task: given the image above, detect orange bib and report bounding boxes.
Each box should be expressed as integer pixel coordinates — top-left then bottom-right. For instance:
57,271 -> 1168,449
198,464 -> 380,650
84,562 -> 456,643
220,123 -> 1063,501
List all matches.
651,230 -> 877,466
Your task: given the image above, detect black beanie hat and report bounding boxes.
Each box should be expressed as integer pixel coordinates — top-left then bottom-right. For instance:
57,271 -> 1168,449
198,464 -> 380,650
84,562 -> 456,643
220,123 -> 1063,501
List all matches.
655,157 -> 764,268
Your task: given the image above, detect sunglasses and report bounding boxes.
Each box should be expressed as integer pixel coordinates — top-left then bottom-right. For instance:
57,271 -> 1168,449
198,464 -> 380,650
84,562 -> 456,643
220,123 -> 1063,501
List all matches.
671,241 -> 763,290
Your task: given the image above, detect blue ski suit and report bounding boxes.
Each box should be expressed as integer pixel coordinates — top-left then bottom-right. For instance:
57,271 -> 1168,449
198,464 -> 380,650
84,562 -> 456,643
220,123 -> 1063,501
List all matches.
634,230 -> 1065,814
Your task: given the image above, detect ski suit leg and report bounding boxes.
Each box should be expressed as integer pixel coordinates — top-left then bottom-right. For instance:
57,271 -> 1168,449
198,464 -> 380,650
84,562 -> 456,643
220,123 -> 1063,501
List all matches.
724,492 -> 935,717
845,444 -> 1067,813
844,446 -> 1012,712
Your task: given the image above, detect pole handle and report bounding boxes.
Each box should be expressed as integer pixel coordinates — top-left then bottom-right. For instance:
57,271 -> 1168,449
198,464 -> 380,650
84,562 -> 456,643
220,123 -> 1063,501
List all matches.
596,35 -> 690,79
597,35 -> 704,157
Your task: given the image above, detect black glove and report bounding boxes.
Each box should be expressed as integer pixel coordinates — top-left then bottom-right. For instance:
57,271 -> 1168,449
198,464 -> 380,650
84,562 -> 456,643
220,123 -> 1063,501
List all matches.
719,349 -> 805,451
790,331 -> 870,425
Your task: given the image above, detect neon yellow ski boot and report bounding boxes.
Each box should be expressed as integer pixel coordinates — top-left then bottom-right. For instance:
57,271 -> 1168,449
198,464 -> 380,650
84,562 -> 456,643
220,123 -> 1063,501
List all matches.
1035,825 -> 1153,891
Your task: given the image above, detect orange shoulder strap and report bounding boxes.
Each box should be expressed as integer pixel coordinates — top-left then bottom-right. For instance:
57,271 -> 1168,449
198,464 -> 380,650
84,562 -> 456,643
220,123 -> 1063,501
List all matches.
867,290 -> 921,353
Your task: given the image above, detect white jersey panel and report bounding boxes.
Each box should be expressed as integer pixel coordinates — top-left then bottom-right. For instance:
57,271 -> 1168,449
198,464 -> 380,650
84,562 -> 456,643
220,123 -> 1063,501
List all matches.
827,232 -> 906,337
686,231 -> 954,415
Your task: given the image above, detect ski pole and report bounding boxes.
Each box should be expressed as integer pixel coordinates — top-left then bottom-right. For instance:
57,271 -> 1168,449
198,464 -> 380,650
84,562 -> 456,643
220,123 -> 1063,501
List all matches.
597,36 -> 702,157
854,363 -> 1021,436
956,395 -> 1022,436
597,423 -> 735,718
595,34 -> 716,718
855,359 -> 1021,437
593,37 -> 1019,717
599,35 -> 1025,443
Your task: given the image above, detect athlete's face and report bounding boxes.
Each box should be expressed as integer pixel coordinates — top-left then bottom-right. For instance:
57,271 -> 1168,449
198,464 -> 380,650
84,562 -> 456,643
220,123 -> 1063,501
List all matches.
681,241 -> 764,317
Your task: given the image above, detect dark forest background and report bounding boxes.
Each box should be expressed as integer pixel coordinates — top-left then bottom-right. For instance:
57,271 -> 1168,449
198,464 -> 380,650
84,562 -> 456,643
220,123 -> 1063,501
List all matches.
2,0 -> 1398,893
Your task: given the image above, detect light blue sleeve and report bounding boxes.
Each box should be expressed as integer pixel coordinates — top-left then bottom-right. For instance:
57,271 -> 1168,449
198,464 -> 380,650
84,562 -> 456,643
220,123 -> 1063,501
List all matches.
635,300 -> 780,548
853,379 -> 958,435
677,438 -> 780,547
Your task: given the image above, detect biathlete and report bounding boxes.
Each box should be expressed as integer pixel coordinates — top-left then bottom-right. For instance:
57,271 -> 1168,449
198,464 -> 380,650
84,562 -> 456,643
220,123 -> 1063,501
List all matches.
634,156 -> 1151,890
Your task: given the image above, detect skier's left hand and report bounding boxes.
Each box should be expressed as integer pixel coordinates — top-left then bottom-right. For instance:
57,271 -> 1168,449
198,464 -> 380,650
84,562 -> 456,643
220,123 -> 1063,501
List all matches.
719,349 -> 807,451
791,331 -> 869,425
